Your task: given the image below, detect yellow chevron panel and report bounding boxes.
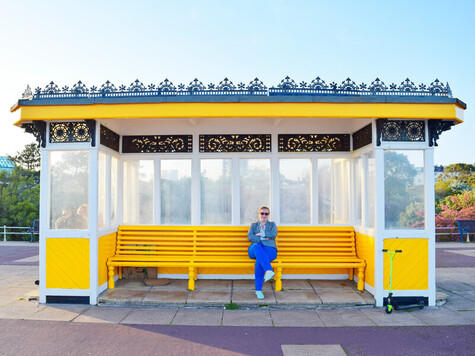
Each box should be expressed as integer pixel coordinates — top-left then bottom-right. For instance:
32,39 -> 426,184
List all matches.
383,239 -> 428,290
46,238 -> 90,289
355,232 -> 375,287
98,232 -> 117,287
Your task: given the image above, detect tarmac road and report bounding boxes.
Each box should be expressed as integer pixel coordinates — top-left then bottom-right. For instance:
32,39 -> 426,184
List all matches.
1,319 -> 475,356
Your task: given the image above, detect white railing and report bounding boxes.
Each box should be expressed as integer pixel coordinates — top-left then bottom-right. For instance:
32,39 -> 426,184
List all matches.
2,226 -> 34,242
435,226 -> 470,242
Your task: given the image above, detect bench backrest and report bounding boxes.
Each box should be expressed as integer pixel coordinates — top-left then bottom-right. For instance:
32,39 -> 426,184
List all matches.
457,220 -> 475,233
117,225 -> 356,258
277,226 -> 356,258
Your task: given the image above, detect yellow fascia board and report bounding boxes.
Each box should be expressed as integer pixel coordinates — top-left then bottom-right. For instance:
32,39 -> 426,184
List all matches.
15,102 -> 463,126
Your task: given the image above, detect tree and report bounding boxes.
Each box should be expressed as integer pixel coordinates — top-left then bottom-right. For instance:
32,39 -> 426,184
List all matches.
435,191 -> 475,227
8,143 -> 41,171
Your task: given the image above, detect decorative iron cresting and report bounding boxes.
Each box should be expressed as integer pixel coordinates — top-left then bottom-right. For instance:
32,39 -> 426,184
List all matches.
100,125 -> 120,152
49,121 -> 95,145
22,121 -> 46,148
122,135 -> 192,153
278,134 -> 350,152
27,77 -> 452,99
200,134 -> 271,153
376,119 -> 425,146
352,124 -> 373,150
428,120 -> 454,147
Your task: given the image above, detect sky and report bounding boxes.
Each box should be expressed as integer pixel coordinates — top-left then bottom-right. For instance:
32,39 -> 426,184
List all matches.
0,0 -> 474,165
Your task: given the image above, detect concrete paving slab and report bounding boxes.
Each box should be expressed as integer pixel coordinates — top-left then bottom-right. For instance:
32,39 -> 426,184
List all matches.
0,295 -> 23,305
409,307 -> 475,325
141,290 -> 188,306
115,279 -> 153,290
281,344 -> 346,356
121,308 -> 178,325
0,286 -> 37,296
98,289 -> 148,305
442,295 -> 475,311
0,305 -> 45,319
25,305 -> 90,321
317,290 -> 367,305
73,306 -> 133,323
280,280 -> 313,290
459,291 -> 475,301
222,309 -> 273,327
172,308 -> 223,326
360,308 -> 427,326
232,290 -> 277,306
275,290 -> 321,305
453,310 -> 475,322
151,279 -> 189,291
437,280 -> 474,292
270,310 -> 325,327
316,309 -> 376,327
309,280 -> 355,291
232,279 -> 273,291
187,290 -> 231,306
195,279 -> 232,290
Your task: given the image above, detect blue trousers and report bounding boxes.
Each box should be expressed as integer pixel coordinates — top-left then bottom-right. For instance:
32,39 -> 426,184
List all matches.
248,242 -> 277,291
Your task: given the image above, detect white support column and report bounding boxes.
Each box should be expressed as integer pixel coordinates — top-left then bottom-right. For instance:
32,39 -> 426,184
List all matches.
374,148 -> 386,307
154,158 -> 161,224
38,142 -> 50,304
191,135 -> 200,225
425,148 -> 436,306
232,158 -> 240,225
89,146 -> 99,304
311,157 -> 319,225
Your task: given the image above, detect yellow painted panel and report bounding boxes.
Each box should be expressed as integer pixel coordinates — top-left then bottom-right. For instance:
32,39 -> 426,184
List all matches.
16,102 -> 462,125
355,232 -> 375,287
383,239 -> 428,290
46,238 -> 90,289
98,232 -> 117,287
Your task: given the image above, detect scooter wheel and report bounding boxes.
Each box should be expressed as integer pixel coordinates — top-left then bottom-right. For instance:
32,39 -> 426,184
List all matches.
385,306 -> 392,314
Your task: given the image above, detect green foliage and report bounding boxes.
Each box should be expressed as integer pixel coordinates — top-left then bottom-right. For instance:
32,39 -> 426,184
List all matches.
8,143 -> 40,171
224,302 -> 240,310
0,167 -> 39,239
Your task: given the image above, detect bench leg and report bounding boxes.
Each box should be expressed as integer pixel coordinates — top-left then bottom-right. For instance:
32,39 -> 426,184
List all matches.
108,266 -> 115,289
119,266 -> 123,280
349,268 -> 354,281
357,267 -> 365,291
275,266 -> 283,291
188,267 -> 195,291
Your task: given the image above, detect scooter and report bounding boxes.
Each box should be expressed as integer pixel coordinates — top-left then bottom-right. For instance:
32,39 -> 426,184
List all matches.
382,249 -> 425,314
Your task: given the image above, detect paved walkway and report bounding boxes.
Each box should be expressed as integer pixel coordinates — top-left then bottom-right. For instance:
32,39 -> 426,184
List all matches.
1,241 -> 475,355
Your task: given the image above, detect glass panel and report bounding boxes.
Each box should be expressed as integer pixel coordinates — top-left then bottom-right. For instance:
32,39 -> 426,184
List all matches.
367,153 -> 376,228
318,159 -> 350,224
384,150 -> 425,229
98,152 -> 106,228
355,157 -> 363,226
200,159 -> 232,224
50,151 -> 89,229
161,160 -> 192,224
123,160 -> 154,224
240,159 -> 270,224
279,159 -> 311,224
110,157 -> 118,226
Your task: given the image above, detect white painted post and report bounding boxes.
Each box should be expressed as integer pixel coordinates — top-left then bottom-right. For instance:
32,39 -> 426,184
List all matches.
3,225 -> 6,242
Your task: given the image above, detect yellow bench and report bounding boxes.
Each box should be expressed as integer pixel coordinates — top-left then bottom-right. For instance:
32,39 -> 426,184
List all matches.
107,225 -> 365,291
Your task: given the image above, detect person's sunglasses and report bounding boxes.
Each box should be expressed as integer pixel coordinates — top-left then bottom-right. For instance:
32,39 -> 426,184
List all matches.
260,212 -> 269,216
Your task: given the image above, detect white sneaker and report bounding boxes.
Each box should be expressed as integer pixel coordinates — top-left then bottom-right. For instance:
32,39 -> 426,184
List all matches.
264,270 -> 275,282
255,291 -> 264,299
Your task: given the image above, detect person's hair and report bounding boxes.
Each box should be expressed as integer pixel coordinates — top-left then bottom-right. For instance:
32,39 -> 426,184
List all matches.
258,206 -> 270,214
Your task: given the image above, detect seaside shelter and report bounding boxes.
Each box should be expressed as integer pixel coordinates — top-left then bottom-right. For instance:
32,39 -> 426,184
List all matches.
11,76 -> 466,306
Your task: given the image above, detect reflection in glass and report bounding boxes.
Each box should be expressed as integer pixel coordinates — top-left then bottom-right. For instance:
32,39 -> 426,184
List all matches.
318,159 -> 350,224
240,159 -> 270,224
123,160 -> 154,224
50,151 -> 89,229
201,159 -> 231,224
355,157 -> 363,226
384,150 -> 425,229
161,160 -> 191,224
280,159 -> 311,224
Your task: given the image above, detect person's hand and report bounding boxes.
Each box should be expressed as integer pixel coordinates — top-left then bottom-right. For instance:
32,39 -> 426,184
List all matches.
256,233 -> 262,236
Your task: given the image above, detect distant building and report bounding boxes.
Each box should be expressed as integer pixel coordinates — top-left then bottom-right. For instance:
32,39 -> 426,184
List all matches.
0,156 -> 15,172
